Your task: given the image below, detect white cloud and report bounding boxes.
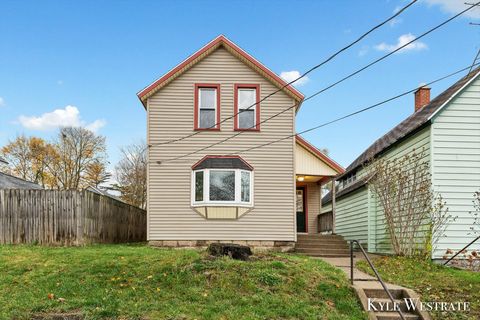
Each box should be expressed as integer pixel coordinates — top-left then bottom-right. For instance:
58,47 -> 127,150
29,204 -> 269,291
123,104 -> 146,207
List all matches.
374,33 -> 428,53
389,6 -> 403,27
0,97 -> 4,107
280,70 -> 309,87
424,0 -> 480,19
18,105 -> 106,133
86,119 -> 106,132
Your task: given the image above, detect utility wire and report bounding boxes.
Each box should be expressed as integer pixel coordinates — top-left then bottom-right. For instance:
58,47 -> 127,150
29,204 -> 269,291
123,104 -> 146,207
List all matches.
148,0 -> 418,147
468,47 -> 480,74
158,2 -> 479,163
158,62 -> 479,164
227,63 -> 480,157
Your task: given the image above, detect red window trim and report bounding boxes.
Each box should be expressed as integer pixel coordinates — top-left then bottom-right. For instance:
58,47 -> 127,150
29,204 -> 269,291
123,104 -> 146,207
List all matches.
234,84 -> 260,131
194,83 -> 221,131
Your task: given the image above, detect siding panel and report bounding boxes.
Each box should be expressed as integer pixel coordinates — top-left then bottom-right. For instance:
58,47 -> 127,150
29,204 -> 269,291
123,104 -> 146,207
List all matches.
431,77 -> 480,259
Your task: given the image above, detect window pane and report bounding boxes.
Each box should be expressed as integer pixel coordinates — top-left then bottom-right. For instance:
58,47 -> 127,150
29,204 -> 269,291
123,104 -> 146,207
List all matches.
238,110 -> 255,129
199,109 -> 215,128
241,171 -> 250,202
195,171 -> 203,202
209,170 -> 235,201
238,89 -> 255,110
200,88 -> 216,109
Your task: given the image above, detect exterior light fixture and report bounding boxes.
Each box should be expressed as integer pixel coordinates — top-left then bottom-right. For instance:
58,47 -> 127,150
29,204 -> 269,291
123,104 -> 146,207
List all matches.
297,176 -> 305,182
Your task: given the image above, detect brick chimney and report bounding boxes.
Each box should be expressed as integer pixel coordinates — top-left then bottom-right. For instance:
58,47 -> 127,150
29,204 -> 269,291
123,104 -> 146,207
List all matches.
414,85 -> 430,112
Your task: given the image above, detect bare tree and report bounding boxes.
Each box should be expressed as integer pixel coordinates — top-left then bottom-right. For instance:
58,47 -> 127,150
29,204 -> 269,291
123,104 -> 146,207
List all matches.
113,141 -> 147,209
365,149 -> 453,257
47,127 -> 107,190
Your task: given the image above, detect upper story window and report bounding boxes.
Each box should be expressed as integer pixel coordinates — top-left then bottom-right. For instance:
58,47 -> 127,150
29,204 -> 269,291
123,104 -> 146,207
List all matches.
191,156 -> 253,207
234,84 -> 260,131
195,84 -> 220,130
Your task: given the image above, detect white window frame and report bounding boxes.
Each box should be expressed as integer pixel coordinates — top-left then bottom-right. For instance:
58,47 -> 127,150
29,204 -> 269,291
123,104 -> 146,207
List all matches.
237,87 -> 257,129
198,87 -> 218,129
191,168 -> 254,207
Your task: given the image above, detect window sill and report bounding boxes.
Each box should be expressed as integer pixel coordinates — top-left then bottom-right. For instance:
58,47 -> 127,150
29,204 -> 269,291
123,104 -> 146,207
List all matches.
192,202 -> 253,208
194,128 -> 221,131
234,128 -> 260,132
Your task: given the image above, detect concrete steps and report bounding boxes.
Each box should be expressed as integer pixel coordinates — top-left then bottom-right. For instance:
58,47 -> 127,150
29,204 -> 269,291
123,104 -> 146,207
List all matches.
357,287 -> 429,320
295,234 -> 351,257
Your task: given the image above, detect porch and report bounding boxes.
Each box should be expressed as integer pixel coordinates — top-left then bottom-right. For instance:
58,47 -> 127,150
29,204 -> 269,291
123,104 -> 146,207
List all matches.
294,136 -> 344,235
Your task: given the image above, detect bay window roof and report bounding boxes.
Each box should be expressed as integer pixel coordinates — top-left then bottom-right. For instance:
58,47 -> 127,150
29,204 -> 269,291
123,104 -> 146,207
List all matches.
192,155 -> 253,171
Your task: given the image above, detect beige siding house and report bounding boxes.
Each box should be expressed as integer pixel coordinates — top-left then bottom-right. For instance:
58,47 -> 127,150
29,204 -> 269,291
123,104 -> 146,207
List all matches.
137,35 -> 344,250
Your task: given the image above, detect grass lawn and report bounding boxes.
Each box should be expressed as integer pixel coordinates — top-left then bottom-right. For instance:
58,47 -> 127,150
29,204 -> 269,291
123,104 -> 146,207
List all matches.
357,256 -> 480,320
0,244 -> 366,320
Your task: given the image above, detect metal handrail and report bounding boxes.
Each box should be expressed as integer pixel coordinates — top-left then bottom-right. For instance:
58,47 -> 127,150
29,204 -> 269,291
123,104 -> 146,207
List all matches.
350,240 -> 405,320
444,235 -> 480,265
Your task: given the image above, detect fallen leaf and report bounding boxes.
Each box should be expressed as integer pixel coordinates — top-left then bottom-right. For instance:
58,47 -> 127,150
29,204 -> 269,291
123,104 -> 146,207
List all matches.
47,293 -> 55,300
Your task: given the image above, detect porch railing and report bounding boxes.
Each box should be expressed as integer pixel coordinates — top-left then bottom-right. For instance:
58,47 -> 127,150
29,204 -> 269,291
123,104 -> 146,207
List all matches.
350,240 -> 405,320
318,211 -> 333,233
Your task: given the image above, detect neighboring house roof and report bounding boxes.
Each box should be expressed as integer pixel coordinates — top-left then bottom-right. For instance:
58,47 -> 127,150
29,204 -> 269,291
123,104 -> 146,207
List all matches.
295,135 -> 345,174
86,185 -> 124,202
0,172 -> 43,189
192,155 -> 253,171
137,35 -> 305,109
338,67 -> 480,180
323,67 -> 480,205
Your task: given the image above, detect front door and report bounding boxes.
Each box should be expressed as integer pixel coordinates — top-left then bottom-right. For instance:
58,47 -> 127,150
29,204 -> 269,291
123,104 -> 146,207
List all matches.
296,187 -> 307,233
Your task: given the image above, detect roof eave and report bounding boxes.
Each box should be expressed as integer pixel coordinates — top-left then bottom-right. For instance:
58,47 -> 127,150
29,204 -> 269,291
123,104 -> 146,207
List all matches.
137,35 -> 305,110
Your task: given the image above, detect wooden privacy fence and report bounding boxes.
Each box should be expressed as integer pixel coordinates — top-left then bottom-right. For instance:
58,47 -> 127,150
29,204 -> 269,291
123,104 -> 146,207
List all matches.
0,189 -> 146,245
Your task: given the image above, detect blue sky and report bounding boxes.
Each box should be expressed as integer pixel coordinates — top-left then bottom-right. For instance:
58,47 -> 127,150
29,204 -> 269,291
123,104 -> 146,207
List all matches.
1,0 -> 479,174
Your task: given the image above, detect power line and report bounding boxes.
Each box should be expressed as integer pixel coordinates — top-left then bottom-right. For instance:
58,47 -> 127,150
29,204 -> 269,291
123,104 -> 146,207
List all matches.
148,0 -> 418,147
157,62 -> 479,164
468,48 -> 480,74
158,2 -> 479,163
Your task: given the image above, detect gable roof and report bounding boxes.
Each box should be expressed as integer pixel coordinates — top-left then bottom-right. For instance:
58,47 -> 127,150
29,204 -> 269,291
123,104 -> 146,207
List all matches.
295,135 -> 345,174
338,67 -> 480,180
137,35 -> 304,108
0,172 -> 43,189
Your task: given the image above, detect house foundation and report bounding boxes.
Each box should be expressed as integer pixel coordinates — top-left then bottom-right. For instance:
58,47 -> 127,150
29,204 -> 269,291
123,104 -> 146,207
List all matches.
149,240 -> 295,253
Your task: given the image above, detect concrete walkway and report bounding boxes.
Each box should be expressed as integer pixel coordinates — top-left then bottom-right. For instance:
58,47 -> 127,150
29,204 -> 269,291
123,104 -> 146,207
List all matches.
317,254 -> 404,290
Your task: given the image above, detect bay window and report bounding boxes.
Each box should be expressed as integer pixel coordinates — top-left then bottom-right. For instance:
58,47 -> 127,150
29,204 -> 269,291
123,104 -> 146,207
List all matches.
191,155 -> 254,207
192,169 -> 253,206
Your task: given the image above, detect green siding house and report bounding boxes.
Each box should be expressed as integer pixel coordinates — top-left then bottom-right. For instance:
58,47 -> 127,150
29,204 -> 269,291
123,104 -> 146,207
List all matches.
322,69 -> 480,260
